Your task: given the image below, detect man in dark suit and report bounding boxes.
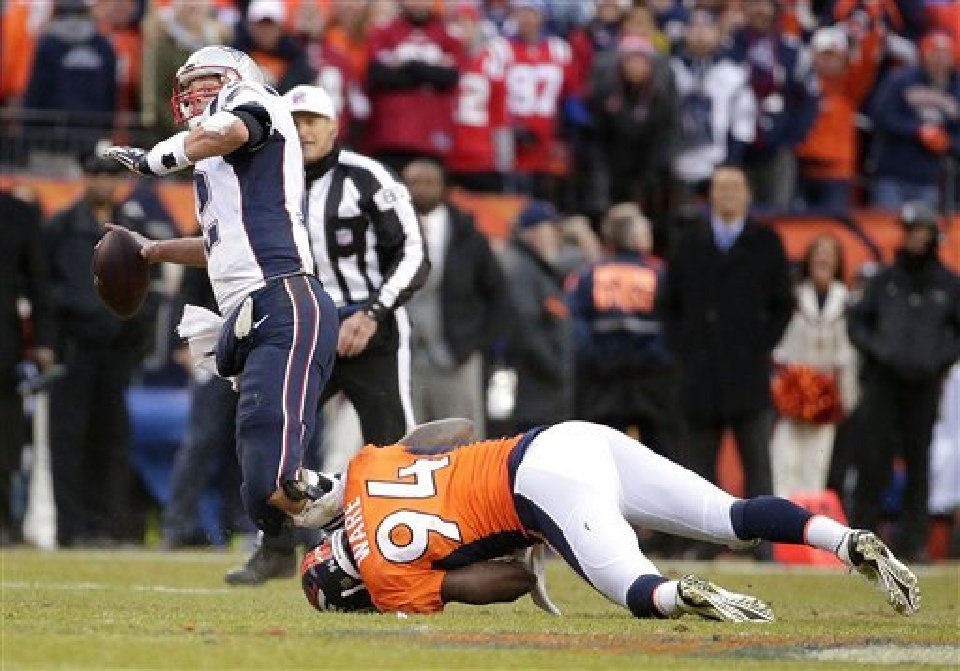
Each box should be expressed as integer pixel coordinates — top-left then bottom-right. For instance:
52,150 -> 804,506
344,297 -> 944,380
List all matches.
402,158 -> 510,437
0,190 -> 54,545
658,166 -> 794,501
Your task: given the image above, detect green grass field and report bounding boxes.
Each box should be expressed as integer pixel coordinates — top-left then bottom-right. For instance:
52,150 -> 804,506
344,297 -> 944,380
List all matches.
2,548 -> 958,670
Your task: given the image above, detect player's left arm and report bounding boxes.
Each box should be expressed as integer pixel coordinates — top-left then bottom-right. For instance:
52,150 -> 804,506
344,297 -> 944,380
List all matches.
440,560 -> 535,606
363,173 -> 430,317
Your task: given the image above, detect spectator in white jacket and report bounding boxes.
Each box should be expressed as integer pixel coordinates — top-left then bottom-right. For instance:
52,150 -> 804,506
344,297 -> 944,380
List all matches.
769,234 -> 859,498
670,10 -> 756,202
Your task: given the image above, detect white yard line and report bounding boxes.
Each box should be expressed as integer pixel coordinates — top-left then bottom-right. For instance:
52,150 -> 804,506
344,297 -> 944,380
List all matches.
1,580 -> 234,595
799,645 -> 960,665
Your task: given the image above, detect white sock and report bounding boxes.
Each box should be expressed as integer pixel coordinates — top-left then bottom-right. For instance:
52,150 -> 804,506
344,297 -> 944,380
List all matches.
653,580 -> 681,617
804,515 -> 852,562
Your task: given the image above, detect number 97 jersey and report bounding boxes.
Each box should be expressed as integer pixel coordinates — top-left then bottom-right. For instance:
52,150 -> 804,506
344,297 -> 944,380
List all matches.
341,436 -> 532,613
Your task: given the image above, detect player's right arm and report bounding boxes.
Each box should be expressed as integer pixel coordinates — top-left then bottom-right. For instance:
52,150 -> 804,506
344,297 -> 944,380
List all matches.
105,224 -> 207,267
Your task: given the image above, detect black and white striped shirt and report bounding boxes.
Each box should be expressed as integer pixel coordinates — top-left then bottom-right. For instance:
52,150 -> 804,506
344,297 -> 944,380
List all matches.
304,147 -> 429,316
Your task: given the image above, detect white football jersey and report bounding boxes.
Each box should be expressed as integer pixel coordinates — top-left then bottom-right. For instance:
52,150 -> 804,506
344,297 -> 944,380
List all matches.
193,80 -> 312,315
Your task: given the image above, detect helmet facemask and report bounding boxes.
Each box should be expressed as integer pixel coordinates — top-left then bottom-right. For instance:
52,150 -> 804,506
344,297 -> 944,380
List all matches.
171,46 -> 266,127
171,66 -> 239,126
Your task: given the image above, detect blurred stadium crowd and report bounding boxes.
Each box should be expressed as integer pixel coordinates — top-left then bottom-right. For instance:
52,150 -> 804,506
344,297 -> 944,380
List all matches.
1,0 -> 958,564
2,0 -> 959,214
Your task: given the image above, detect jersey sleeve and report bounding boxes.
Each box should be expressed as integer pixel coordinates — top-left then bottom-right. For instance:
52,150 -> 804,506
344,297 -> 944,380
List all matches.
369,564 -> 446,614
215,81 -> 272,114
213,82 -> 275,150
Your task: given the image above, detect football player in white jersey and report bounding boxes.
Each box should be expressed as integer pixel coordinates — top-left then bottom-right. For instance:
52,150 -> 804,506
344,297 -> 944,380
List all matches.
104,46 -> 340,560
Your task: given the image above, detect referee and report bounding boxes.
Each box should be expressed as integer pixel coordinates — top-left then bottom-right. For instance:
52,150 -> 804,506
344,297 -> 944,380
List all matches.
225,84 -> 429,584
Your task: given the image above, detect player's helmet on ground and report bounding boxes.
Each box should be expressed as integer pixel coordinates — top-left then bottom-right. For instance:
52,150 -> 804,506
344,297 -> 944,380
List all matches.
301,529 -> 374,613
171,46 -> 265,125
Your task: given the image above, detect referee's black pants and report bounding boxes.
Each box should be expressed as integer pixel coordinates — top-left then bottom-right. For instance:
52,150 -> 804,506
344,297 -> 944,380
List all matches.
316,310 -> 411,448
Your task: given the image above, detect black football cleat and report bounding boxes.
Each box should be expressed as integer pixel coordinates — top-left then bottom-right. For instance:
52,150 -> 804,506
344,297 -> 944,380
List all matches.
224,545 -> 296,586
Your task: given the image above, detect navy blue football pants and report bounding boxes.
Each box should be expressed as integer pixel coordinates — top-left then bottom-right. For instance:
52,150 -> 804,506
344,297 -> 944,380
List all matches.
226,274 -> 338,536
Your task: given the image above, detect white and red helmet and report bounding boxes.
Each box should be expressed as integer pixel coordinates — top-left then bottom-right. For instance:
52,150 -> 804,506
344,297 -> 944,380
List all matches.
171,46 -> 265,125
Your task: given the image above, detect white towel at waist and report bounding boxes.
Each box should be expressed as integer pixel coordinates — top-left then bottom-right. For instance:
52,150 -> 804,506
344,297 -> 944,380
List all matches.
176,304 -> 231,385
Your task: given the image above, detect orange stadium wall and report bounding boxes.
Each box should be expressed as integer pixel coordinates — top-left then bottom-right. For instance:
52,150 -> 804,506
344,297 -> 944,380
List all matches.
4,177 -> 958,276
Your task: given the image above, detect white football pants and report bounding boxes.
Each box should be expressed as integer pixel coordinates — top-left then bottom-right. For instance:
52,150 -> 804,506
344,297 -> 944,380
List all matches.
513,421 -> 745,610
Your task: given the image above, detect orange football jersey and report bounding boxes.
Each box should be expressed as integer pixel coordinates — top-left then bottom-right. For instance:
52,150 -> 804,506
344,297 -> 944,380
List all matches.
341,436 -> 531,613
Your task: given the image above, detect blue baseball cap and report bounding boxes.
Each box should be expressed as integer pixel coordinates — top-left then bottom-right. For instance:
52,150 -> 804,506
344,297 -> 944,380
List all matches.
516,200 -> 559,230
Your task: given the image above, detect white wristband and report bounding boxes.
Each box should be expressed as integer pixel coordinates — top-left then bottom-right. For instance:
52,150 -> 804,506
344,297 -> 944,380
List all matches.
146,131 -> 193,175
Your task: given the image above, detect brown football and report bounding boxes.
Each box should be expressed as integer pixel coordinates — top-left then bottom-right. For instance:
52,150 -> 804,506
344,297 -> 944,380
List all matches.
92,227 -> 149,319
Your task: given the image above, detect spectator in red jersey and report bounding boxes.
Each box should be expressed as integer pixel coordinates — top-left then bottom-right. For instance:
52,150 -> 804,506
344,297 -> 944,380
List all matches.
925,0 -> 960,63
795,19 -> 883,212
364,0 -> 464,173
504,0 -> 583,199
447,2 -> 514,193
231,0 -> 314,93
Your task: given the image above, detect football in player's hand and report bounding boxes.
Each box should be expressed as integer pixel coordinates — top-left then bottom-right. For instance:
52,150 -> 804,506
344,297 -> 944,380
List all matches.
92,227 -> 149,319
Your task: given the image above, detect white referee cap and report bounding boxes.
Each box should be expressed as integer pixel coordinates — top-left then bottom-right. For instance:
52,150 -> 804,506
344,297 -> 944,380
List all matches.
284,85 -> 337,121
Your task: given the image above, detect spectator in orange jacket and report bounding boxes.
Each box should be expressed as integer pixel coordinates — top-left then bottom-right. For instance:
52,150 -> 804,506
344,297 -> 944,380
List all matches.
92,0 -> 142,115
0,0 -> 51,106
795,21 -> 882,212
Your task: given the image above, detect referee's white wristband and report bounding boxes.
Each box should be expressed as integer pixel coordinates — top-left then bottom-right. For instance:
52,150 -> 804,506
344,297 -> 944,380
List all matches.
146,131 -> 193,175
